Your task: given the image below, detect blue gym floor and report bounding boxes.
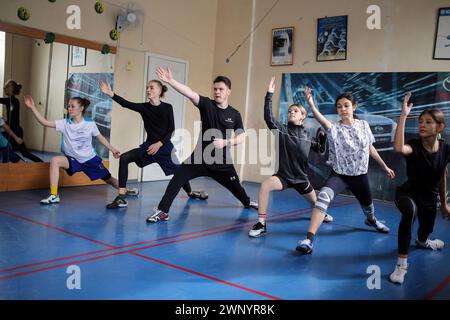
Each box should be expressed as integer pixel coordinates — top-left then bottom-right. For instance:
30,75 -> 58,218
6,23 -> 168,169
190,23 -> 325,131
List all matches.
0,178 -> 449,300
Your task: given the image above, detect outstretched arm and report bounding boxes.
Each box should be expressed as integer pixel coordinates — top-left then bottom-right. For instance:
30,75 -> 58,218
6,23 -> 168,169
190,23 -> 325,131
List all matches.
100,80 -> 145,112
23,95 -> 56,128
95,134 -> 120,159
369,145 -> 395,179
264,77 -> 284,131
393,92 -> 413,155
304,87 -> 332,130
156,67 -> 200,106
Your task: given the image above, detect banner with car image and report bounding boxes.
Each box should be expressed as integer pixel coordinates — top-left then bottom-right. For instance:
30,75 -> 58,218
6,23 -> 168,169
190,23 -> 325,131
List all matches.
65,73 -> 114,159
280,72 -> 450,201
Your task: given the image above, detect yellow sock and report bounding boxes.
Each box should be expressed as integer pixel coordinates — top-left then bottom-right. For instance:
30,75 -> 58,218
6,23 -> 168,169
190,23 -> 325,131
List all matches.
50,186 -> 58,196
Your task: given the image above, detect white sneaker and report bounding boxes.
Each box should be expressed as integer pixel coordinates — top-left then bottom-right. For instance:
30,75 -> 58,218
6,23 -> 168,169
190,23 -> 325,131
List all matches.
365,218 -> 390,233
323,213 -> 334,223
389,264 -> 408,284
245,200 -> 258,210
40,194 -> 60,205
248,221 -> 266,237
416,238 -> 445,250
295,238 -> 313,254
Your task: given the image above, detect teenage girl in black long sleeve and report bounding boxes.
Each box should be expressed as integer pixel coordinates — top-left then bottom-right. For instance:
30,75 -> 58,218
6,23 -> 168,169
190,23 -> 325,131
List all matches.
100,80 -> 207,209
249,77 -> 329,237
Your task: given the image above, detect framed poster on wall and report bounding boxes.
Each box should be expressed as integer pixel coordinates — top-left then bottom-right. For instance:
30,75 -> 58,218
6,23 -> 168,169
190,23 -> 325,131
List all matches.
71,46 -> 86,67
317,15 -> 347,62
433,7 -> 450,59
271,27 -> 294,66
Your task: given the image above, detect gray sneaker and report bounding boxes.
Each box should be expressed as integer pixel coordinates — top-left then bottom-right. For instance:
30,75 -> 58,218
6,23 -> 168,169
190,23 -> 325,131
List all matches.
146,208 -> 169,223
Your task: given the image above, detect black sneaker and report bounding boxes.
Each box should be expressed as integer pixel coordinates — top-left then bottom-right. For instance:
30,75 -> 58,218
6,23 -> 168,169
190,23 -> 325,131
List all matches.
126,188 -> 139,197
106,195 -> 128,209
188,190 -> 208,200
248,221 -> 266,237
245,200 -> 258,210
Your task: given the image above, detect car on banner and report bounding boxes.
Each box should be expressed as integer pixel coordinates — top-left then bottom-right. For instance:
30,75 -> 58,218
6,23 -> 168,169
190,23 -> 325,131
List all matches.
303,103 -> 397,152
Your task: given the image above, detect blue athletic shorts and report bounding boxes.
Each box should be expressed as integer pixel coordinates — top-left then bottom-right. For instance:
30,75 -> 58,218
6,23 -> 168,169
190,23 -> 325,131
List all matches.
65,155 -> 112,181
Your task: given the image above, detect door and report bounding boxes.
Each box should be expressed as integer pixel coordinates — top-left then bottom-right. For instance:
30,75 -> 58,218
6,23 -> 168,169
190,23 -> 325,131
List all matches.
141,53 -> 188,181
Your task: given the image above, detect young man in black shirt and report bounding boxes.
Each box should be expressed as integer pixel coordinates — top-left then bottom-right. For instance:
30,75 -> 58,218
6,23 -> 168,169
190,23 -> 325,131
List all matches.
146,67 -> 257,223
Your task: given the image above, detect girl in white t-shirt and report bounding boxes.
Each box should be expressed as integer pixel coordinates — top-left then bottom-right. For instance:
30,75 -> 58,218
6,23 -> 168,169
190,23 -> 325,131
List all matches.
24,95 -> 121,204
296,88 -> 395,254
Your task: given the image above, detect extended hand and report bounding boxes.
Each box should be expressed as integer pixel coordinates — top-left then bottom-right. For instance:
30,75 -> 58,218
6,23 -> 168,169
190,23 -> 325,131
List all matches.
268,77 -> 275,94
100,81 -> 113,97
23,95 -> 36,109
402,92 -> 413,117
304,87 -> 313,105
156,67 -> 173,84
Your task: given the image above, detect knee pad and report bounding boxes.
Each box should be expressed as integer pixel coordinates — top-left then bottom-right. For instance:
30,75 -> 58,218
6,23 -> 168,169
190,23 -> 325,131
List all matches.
315,187 -> 334,213
362,203 -> 375,217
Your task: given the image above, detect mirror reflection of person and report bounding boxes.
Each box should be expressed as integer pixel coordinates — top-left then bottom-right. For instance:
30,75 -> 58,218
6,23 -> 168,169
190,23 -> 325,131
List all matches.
0,115 -> 23,163
0,80 -> 43,162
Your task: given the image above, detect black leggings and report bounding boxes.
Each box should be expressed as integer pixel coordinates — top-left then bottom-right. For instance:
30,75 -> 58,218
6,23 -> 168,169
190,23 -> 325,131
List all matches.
2,131 -> 43,162
315,171 -> 373,214
118,148 -> 192,194
158,163 -> 251,213
395,188 -> 437,255
327,171 -> 372,206
0,144 -> 22,163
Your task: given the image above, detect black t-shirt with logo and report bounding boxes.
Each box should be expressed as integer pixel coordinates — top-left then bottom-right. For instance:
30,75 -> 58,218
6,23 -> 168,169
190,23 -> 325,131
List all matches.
399,138 -> 450,206
189,95 -> 244,168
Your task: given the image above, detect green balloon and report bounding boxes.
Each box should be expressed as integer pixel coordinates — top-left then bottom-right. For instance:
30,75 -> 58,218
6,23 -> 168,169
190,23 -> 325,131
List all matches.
95,2 -> 104,14
17,7 -> 30,21
101,44 -> 111,54
44,32 -> 56,44
109,29 -> 120,41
